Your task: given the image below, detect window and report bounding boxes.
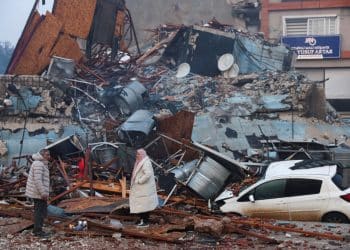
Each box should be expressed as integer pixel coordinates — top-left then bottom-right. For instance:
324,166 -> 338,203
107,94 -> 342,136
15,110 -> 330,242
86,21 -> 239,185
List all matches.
255,179 -> 286,200
285,17 -> 308,36
284,16 -> 338,36
285,179 -> 322,196
308,17 -> 337,35
237,179 -> 286,201
332,173 -> 347,191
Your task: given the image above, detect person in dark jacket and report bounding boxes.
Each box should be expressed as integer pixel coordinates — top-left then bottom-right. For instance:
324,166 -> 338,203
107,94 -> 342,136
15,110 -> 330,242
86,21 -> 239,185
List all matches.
25,149 -> 51,237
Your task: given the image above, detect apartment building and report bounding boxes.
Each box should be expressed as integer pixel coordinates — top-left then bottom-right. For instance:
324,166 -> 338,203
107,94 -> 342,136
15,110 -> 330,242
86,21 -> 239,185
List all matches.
261,0 -> 350,111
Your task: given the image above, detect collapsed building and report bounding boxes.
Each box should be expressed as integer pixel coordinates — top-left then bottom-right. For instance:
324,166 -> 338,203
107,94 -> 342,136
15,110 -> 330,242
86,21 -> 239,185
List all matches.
1,0 -> 350,246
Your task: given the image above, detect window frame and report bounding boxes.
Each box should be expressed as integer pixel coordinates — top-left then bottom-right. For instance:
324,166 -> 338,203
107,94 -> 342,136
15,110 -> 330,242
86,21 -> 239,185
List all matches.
285,178 -> 322,197
238,179 -> 287,202
282,15 -> 339,36
237,177 -> 324,202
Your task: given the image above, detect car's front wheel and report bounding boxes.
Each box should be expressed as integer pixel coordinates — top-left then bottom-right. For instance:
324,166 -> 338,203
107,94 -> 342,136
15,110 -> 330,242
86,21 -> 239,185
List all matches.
322,212 -> 349,224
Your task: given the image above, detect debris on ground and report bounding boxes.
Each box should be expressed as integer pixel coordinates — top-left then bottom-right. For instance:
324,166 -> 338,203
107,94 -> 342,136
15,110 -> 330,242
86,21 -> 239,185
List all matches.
1,0 -> 350,248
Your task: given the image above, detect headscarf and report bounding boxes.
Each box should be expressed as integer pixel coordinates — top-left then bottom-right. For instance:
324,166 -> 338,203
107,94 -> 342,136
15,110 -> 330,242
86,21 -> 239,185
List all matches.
131,149 -> 148,184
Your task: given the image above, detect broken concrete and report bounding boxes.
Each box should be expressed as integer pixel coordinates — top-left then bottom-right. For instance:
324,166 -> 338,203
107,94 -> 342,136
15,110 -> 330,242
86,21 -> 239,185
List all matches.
1,1 -> 350,248
192,217 -> 224,238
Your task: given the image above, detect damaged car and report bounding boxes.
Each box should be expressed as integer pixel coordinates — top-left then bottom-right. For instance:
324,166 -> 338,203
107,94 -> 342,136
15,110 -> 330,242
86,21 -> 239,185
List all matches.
219,160 -> 350,223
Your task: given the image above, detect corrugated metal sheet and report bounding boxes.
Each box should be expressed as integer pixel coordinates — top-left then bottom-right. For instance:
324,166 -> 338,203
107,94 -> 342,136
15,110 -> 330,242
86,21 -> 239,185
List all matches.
192,113 -> 350,159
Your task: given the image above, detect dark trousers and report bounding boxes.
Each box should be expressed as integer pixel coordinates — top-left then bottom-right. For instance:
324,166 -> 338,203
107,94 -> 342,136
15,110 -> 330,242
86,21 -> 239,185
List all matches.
140,212 -> 150,223
33,199 -> 47,233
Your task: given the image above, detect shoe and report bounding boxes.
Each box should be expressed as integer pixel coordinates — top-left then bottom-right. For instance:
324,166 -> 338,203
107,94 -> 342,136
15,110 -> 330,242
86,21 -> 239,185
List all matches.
136,219 -> 149,228
33,231 -> 51,238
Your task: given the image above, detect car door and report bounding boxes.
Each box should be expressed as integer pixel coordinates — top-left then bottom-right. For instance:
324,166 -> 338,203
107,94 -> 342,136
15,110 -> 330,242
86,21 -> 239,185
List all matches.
238,179 -> 290,220
286,178 -> 329,221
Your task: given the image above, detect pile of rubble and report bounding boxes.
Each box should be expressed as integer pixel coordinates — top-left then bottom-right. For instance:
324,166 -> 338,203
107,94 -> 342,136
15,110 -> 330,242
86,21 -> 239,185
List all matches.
1,0 -> 350,248
0,164 -> 348,248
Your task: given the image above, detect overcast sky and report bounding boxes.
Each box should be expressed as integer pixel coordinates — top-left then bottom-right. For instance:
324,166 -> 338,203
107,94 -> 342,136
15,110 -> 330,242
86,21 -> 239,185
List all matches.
0,0 -> 54,46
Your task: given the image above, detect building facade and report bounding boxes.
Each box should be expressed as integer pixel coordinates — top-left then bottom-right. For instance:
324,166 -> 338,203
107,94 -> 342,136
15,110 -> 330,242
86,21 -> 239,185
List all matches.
261,0 -> 350,111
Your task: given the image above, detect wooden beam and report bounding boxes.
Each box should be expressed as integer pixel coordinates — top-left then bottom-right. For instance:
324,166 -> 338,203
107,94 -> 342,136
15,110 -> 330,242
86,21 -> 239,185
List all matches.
120,176 -> 127,198
49,181 -> 87,204
74,181 -> 127,194
225,225 -> 278,244
136,31 -> 178,65
239,219 -> 344,241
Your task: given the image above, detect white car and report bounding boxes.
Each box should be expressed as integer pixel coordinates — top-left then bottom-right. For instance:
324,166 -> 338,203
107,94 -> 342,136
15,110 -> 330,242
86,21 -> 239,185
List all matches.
220,160 -> 350,223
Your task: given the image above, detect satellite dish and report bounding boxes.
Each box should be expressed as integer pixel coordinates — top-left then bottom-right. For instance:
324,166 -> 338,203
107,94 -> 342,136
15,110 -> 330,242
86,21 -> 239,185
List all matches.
218,53 -> 234,72
223,63 -> 239,78
176,63 -> 191,78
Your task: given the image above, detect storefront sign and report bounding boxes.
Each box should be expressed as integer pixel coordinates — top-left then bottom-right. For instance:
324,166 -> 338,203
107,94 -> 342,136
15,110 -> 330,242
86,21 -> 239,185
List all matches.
282,35 -> 340,59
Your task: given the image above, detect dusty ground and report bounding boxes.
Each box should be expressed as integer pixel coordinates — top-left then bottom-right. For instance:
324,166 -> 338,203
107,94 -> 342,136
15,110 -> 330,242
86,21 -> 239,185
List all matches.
0,218 -> 350,249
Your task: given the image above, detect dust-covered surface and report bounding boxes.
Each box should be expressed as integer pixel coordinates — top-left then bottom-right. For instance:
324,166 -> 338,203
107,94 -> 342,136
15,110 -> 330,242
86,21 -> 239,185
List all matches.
0,217 -> 350,249
2,2 -> 350,249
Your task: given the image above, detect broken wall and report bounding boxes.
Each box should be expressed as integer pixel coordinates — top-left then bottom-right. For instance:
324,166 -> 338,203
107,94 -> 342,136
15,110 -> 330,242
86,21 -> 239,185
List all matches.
163,26 -> 236,76
0,125 -> 86,166
53,0 -> 97,39
0,75 -> 48,98
305,84 -> 326,120
126,0 -> 237,46
0,76 -> 87,165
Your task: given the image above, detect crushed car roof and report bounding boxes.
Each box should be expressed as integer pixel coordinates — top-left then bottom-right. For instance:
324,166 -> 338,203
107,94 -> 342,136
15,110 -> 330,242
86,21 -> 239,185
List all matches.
264,160 -> 337,178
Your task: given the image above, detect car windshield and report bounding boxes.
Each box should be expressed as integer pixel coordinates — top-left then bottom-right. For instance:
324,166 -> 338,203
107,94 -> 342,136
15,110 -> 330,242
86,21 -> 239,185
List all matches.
239,178 -> 264,195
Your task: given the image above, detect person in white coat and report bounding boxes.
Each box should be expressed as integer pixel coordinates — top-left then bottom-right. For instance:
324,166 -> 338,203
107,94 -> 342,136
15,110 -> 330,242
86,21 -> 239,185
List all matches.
129,149 -> 158,228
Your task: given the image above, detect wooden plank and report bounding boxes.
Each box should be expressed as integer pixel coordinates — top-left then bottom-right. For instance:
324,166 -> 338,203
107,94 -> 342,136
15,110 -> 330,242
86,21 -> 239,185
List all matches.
56,158 -> 71,188
75,180 -> 207,207
136,31 -> 178,65
76,181 -> 124,193
12,12 -> 62,75
115,10 -> 127,51
50,34 -> 83,63
120,176 -> 127,198
7,11 -> 42,74
238,220 -> 345,241
53,0 -> 97,39
4,220 -> 34,234
85,219 -> 184,244
49,181 -> 87,204
225,225 -> 278,244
